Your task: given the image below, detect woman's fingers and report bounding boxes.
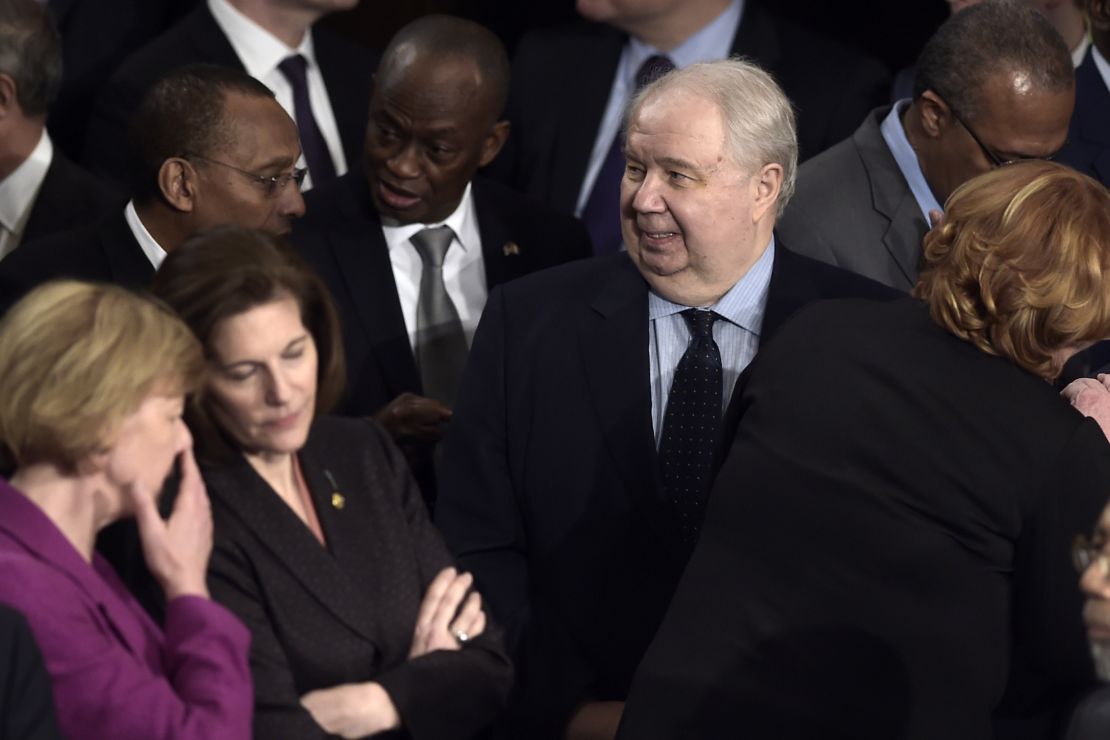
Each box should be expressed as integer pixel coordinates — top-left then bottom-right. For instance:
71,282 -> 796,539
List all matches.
449,591 -> 485,643
428,571 -> 473,638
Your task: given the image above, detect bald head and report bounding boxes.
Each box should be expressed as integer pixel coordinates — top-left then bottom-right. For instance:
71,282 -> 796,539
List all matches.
377,14 -> 510,123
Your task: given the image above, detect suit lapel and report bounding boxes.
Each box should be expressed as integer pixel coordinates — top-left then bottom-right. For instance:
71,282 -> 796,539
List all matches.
328,177 -> 420,396
99,214 -> 156,290
1074,55 -> 1110,183
0,484 -> 152,661
207,453 -> 382,645
579,256 -> 660,503
473,179 -> 525,289
312,29 -> 371,170
855,109 -> 927,289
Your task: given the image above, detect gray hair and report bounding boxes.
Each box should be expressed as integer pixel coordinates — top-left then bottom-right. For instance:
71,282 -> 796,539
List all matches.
0,0 -> 62,116
625,58 -> 798,218
914,0 -> 1073,119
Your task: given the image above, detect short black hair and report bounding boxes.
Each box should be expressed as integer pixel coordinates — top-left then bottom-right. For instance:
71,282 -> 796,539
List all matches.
379,14 -> 510,119
914,0 -> 1073,119
127,64 -> 276,204
0,0 -> 62,116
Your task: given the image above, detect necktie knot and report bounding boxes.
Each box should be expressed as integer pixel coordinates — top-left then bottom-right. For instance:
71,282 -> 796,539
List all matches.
411,226 -> 455,269
277,54 -> 309,85
681,309 -> 719,340
636,55 -> 675,90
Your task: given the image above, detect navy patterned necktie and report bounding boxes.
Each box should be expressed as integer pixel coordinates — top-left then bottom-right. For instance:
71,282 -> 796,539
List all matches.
277,54 -> 337,186
411,226 -> 468,406
580,54 -> 675,255
658,309 -> 723,550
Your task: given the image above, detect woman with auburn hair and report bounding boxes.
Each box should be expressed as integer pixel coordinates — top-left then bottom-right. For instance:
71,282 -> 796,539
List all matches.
150,226 -> 510,740
0,281 -> 252,740
617,161 -> 1110,739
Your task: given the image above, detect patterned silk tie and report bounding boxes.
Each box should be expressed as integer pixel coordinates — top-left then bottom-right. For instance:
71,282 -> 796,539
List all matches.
411,226 -> 468,406
658,309 -> 723,550
277,54 -> 337,187
580,54 -> 675,255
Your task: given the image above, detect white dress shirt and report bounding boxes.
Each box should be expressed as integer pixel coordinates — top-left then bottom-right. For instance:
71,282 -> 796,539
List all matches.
575,0 -> 744,216
0,130 -> 53,260
123,200 -> 168,270
381,183 -> 487,351
207,0 -> 347,190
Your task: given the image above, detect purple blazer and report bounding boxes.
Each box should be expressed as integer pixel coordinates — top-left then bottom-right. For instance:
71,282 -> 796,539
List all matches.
0,478 -> 253,740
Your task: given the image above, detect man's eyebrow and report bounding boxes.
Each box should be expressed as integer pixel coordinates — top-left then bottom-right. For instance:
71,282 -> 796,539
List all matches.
657,156 -> 702,172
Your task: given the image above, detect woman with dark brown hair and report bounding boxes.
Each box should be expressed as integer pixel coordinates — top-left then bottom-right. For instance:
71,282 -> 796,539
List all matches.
618,161 -> 1110,739
151,226 -> 510,740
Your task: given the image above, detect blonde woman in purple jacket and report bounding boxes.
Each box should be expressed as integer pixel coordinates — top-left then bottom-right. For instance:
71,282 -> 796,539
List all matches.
0,281 -> 252,740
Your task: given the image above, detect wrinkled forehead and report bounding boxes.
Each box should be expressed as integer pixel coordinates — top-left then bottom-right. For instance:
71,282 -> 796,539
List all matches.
626,88 -> 730,161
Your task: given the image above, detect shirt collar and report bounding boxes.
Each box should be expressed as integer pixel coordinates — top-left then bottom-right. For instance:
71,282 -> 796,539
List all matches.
622,0 -> 743,86
1092,44 -> 1110,94
0,129 -> 52,235
880,100 -> 942,222
123,200 -> 168,270
207,0 -> 316,79
381,181 -> 477,254
648,236 -> 775,336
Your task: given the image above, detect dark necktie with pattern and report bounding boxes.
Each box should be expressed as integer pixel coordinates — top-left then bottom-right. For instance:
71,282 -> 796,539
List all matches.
411,226 -> 468,406
658,309 -> 723,551
277,54 -> 337,186
580,54 -> 675,255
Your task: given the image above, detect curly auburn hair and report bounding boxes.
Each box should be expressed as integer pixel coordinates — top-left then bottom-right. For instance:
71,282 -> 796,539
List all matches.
914,160 -> 1110,380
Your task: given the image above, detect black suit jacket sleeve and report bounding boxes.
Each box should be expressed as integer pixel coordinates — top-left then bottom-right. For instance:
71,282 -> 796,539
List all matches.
0,605 -> 61,740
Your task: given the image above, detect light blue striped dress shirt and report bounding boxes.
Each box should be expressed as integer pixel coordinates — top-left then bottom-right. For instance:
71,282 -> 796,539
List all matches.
648,239 -> 775,445
880,100 -> 942,222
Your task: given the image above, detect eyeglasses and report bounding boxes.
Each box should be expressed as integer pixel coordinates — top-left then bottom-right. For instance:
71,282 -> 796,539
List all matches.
1074,531 -> 1109,575
936,94 -> 1059,169
184,152 -> 307,197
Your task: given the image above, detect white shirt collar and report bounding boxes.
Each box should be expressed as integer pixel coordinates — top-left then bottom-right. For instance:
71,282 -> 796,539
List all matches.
123,200 -> 168,270
0,129 -> 52,237
1092,44 -> 1110,94
381,182 -> 478,255
207,0 -> 317,79
880,100 -> 942,223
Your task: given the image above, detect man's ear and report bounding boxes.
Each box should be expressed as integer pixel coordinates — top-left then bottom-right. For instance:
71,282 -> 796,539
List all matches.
0,73 -> 17,120
916,90 -> 952,139
751,162 -> 783,223
478,119 -> 511,168
158,158 -> 198,213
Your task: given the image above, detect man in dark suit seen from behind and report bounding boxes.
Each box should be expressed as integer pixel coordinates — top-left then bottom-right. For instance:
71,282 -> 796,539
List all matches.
83,0 -> 374,191
293,15 -> 592,508
0,0 -> 121,263
0,64 -> 305,317
491,0 -> 890,254
435,58 -> 897,740
777,0 -> 1075,291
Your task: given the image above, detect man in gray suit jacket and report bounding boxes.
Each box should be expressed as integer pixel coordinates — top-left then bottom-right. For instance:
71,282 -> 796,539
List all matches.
776,0 -> 1075,291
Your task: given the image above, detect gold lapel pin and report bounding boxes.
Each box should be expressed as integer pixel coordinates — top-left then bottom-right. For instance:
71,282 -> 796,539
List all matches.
503,241 -> 521,256
324,470 -> 345,510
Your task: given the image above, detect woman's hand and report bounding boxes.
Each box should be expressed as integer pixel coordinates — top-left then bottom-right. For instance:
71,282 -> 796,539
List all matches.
409,567 -> 487,658
127,447 -> 213,600
300,682 -> 400,738
1063,374 -> 1110,442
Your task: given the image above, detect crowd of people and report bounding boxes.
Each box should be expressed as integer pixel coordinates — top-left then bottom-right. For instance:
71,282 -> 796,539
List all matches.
1,0 -> 1110,738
